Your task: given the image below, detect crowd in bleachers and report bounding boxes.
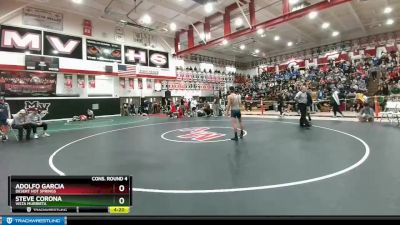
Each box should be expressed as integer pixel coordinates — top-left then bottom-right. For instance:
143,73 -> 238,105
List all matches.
234,50 -> 400,112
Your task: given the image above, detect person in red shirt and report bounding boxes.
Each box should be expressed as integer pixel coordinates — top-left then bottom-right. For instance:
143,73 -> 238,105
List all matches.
169,102 -> 178,118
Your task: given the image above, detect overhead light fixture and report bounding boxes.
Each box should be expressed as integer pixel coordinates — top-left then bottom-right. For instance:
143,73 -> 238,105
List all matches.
52,50 -> 59,54
289,0 -> 299,5
240,44 -> 245,50
274,35 -> 280,41
386,18 -> 394,25
308,11 -> 318,19
170,22 -> 177,31
120,20 -> 127,23
321,22 -> 330,29
384,7 -> 392,14
332,31 -> 339,37
255,49 -> 260,54
141,14 -> 152,24
222,39 -> 228,45
235,18 -> 243,27
204,3 -> 213,13
257,29 -> 264,35
72,0 -> 82,4
287,42 -> 293,46
199,33 -> 206,40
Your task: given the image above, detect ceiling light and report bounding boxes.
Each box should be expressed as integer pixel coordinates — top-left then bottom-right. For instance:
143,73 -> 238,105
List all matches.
170,22 -> 177,31
120,20 -> 127,23
72,0 -> 82,3
287,42 -> 293,46
321,22 -> 330,29
199,33 -> 206,40
255,49 -> 260,54
274,35 -> 280,41
384,7 -> 392,14
257,29 -> 264,35
289,0 -> 299,5
386,18 -> 394,25
240,44 -> 245,50
204,3 -> 213,13
222,39 -> 228,45
308,11 -> 318,19
332,31 -> 339,37
52,50 -> 59,54
235,18 -> 243,27
141,14 -> 152,24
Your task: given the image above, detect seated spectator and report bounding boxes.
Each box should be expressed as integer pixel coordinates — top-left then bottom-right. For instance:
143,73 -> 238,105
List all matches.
12,109 -> 32,141
203,101 -> 212,117
0,96 -> 11,141
87,109 -> 95,120
358,103 -> 375,122
28,108 -> 50,139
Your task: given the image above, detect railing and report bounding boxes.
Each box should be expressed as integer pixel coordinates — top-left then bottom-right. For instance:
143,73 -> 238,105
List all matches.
240,95 -> 400,116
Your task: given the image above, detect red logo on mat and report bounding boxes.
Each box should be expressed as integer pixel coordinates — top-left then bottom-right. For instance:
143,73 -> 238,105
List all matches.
177,128 -> 226,142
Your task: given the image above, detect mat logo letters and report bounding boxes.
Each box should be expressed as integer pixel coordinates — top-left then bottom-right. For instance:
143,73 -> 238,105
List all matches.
177,128 -> 225,142
24,101 -> 51,115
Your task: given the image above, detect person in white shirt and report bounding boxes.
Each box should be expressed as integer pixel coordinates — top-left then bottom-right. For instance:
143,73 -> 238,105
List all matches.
87,109 -> 95,120
191,99 -> 198,117
12,109 -> 32,141
28,108 -> 50,139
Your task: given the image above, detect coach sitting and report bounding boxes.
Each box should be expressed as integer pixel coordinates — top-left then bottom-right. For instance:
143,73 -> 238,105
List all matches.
358,103 -> 375,123
28,108 -> 50,139
12,109 -> 32,141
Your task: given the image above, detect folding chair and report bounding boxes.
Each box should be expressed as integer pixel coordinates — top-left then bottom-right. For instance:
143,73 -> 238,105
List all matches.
380,101 -> 397,123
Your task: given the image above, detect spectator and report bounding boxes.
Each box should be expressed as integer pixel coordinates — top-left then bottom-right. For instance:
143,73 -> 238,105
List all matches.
0,95 -> 11,141
87,109 -> 95,120
213,95 -> 220,117
12,109 -> 32,141
358,103 -> 374,122
28,108 -> 50,139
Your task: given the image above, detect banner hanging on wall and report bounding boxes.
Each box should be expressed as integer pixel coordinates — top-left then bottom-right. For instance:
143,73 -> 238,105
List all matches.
77,75 -> 85,88
64,74 -> 73,90
138,78 -> 143,89
146,79 -> 153,89
119,77 -> 126,89
0,70 -> 56,97
88,75 -> 96,88
23,7 -> 63,31
43,31 -> 82,59
86,39 -> 122,63
129,78 -> 134,89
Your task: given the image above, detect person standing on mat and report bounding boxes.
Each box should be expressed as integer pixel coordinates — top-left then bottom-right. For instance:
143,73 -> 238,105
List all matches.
226,86 -> 244,141
0,96 -> 11,141
294,85 -> 311,128
332,88 -> 344,118
306,90 -> 313,122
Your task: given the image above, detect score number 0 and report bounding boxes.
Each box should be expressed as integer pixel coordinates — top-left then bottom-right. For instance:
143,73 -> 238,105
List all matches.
118,185 -> 126,205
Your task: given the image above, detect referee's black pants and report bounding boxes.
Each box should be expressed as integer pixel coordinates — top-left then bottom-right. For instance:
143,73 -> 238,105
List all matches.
298,103 -> 309,126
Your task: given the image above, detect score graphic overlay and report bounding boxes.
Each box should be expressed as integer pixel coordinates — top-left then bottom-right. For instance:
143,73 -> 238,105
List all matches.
8,176 -> 132,214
